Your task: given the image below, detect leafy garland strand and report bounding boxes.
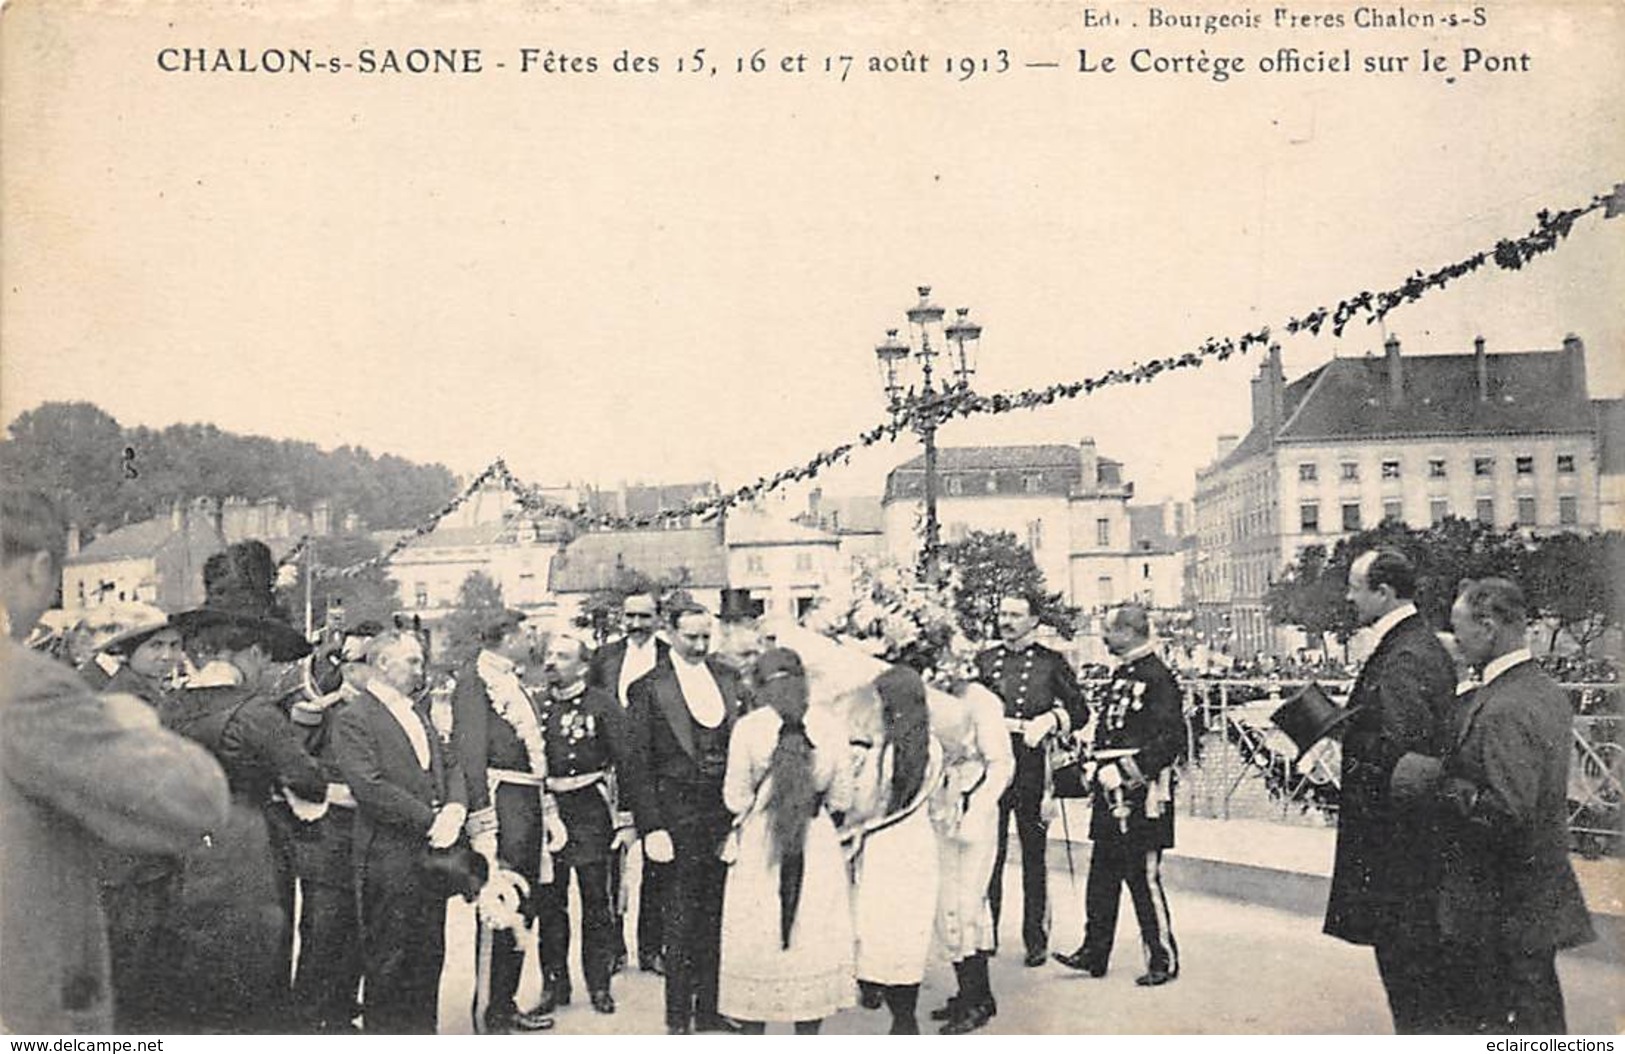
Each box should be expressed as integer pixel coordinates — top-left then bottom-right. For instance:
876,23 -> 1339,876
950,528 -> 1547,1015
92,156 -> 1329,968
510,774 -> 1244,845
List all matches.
284,183 -> 1621,579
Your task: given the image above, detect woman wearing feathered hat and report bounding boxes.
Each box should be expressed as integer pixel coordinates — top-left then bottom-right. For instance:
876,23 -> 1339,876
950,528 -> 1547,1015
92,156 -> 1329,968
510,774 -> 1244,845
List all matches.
152,540 -> 326,1032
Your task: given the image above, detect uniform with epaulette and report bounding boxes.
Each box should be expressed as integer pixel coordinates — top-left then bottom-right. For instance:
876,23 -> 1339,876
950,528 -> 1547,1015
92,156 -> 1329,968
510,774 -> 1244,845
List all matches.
974,640 -> 1086,965
535,678 -> 630,1012
1054,641 -> 1183,985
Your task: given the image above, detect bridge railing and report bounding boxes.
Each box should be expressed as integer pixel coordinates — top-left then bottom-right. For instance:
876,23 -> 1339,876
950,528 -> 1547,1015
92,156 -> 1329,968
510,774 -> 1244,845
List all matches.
1077,677 -> 1623,855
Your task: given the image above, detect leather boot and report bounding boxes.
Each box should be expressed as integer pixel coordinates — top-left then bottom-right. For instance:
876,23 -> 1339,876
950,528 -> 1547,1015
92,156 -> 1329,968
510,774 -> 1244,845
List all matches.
930,960 -> 970,1021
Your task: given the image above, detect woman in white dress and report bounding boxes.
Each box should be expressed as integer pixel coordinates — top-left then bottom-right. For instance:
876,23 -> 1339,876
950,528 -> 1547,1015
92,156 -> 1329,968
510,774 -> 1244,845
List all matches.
717,648 -> 855,1034
928,663 -> 1015,1034
848,663 -> 942,1034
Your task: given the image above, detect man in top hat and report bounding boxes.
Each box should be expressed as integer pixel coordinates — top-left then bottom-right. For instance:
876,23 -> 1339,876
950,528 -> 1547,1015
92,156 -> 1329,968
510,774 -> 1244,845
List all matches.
1,487 -> 229,1034
588,591 -> 672,975
332,629 -> 469,1034
625,603 -> 745,1034
1430,578 -> 1593,1032
455,608 -> 565,1034
1054,604 -> 1183,986
975,593 -> 1087,967
1325,548 -> 1458,1034
537,632 -> 631,1014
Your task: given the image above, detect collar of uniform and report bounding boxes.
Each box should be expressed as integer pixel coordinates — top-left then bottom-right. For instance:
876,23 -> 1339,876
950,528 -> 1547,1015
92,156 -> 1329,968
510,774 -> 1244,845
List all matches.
478,648 -> 517,679
1481,647 -> 1533,688
1113,642 -> 1156,668
552,679 -> 587,702
1368,603 -> 1418,649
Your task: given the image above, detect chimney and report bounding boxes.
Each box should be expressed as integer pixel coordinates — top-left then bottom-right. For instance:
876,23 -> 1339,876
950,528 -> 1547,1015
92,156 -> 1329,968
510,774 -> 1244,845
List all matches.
808,487 -> 823,520
1474,336 -> 1489,402
1563,334 -> 1588,399
66,524 -> 81,557
1250,344 -> 1286,433
1215,434 -> 1240,461
1385,334 -> 1403,405
170,500 -> 184,531
1078,438 -> 1099,495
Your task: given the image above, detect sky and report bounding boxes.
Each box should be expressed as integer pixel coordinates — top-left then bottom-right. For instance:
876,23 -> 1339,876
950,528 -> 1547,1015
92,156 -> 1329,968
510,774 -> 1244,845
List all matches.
3,0 -> 1622,511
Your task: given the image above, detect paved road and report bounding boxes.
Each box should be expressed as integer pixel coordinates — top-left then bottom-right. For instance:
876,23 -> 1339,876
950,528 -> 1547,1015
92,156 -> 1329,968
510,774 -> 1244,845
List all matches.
432,866 -> 1623,1035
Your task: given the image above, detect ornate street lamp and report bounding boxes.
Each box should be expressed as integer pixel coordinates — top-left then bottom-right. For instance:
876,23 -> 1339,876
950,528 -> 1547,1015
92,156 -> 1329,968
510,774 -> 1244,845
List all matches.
874,286 -> 982,580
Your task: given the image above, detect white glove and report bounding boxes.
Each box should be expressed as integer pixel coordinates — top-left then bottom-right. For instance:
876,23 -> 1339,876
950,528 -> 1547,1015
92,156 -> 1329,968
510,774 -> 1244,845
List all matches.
610,825 -> 638,852
1022,711 -> 1058,749
470,829 -> 499,864
544,810 -> 569,853
1097,762 -> 1124,792
476,867 -> 531,931
644,829 -> 675,863
427,802 -> 467,849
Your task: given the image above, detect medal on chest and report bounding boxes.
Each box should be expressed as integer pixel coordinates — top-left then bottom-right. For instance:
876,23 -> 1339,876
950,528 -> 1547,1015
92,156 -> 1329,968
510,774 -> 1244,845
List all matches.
1104,677 -> 1147,731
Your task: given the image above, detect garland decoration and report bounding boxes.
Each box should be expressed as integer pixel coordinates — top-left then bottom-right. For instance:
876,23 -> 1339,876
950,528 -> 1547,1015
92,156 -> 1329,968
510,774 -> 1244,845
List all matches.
279,182 -> 1620,580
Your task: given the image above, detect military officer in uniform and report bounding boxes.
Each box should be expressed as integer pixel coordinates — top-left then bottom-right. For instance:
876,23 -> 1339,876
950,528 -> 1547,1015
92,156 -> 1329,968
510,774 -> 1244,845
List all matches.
1054,604 -> 1183,986
976,594 -> 1087,967
536,632 -> 631,1014
455,610 -> 566,1034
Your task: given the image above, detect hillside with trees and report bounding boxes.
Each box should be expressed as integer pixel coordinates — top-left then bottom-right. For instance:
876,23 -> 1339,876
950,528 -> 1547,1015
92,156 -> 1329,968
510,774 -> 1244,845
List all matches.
0,401 -> 458,541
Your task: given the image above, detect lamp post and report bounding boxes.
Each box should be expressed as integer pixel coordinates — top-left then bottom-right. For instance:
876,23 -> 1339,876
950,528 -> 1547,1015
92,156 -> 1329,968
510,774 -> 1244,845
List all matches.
874,286 -> 982,581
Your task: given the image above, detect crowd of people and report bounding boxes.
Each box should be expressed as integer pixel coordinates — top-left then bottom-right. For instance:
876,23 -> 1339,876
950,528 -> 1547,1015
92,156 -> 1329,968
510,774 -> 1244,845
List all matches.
0,487 -> 1601,1036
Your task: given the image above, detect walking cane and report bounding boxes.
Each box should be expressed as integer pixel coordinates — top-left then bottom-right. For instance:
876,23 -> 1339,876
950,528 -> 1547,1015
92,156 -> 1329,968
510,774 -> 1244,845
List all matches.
473,914 -> 494,1035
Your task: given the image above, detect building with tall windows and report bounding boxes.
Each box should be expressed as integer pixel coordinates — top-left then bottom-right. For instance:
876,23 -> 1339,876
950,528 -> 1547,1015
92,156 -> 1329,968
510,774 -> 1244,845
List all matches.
1193,335 -> 1614,657
881,440 -> 1188,616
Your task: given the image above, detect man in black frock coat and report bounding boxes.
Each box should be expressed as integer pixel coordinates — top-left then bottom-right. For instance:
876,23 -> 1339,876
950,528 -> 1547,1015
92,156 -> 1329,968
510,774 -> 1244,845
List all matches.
1325,549 -> 1458,1033
625,605 -> 744,1034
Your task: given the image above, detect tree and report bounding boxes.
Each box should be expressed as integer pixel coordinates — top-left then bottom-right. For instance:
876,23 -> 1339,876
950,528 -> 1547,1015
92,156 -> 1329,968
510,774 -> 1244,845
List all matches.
1522,531 -> 1624,656
435,571 -> 508,670
1267,517 -> 1531,644
275,533 -> 402,635
939,529 -> 1077,641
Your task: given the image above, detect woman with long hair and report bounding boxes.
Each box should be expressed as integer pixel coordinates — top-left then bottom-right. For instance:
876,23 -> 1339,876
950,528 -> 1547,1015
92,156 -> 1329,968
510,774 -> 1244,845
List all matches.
848,663 -> 943,1034
717,648 -> 854,1033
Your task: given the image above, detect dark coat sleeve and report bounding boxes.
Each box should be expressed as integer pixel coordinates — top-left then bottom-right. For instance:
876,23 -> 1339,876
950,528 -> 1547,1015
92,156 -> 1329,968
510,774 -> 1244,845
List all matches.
1050,651 -> 1089,730
590,689 -> 633,774
450,668 -> 493,814
1136,663 -> 1185,776
624,674 -> 664,835
1344,638 -> 1454,793
3,651 -> 229,855
332,703 -> 437,836
225,696 -> 328,800
586,643 -> 618,692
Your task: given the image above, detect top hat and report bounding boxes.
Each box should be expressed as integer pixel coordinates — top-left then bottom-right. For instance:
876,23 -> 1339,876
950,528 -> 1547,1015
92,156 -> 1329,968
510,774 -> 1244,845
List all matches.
1270,682 -> 1358,757
174,540 -> 312,663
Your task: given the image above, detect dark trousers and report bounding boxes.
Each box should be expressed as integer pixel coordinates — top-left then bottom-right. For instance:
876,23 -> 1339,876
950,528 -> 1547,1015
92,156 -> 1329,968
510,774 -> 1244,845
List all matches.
1484,947 -> 1566,1034
481,793 -> 543,1021
989,756 -> 1049,956
101,873 -> 177,1033
538,858 -> 616,993
1080,839 -> 1179,975
664,822 -> 728,1028
638,853 -> 670,964
1375,934 -> 1456,1035
293,878 -> 361,1032
361,862 -> 446,1034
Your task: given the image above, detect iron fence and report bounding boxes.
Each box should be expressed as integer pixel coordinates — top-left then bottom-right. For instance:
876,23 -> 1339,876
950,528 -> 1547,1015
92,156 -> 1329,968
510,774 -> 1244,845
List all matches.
1079,677 -> 1625,855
